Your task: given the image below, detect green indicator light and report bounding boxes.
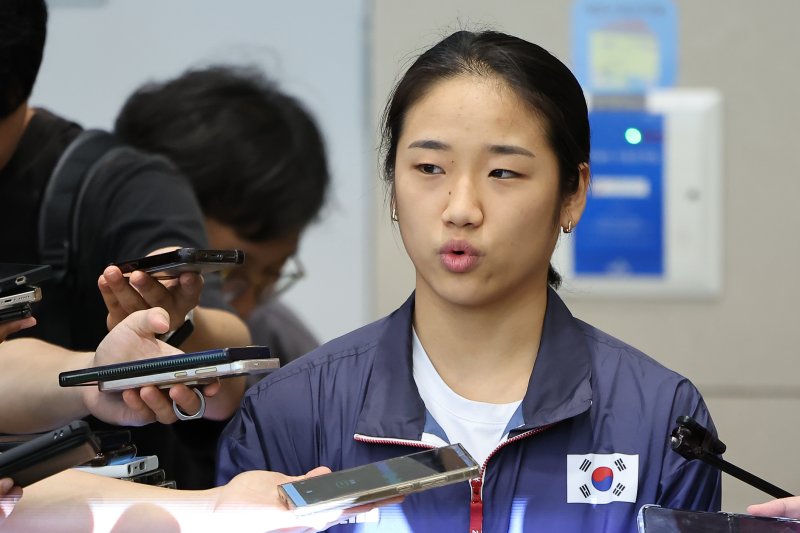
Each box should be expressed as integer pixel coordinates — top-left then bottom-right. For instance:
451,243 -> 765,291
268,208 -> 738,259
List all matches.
624,127 -> 643,145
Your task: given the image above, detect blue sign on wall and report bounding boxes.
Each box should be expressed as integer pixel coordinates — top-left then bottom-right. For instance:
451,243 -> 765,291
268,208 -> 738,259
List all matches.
575,111 -> 664,276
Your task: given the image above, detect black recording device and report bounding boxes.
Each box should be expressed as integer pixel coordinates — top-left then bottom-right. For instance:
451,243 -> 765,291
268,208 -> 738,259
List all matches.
670,415 -> 793,499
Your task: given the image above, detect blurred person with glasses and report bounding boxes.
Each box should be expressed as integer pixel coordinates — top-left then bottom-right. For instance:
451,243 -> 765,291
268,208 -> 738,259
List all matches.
111,65 -> 329,489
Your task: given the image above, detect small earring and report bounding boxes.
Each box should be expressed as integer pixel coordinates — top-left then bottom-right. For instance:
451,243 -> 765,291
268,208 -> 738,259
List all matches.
563,220 -> 573,234
391,206 -> 398,222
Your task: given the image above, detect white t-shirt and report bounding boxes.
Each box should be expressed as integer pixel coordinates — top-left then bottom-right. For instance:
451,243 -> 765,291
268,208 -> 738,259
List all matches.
412,329 -> 522,467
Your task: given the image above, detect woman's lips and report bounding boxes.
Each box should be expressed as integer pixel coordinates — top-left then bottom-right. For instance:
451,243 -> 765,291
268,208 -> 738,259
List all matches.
439,240 -> 481,273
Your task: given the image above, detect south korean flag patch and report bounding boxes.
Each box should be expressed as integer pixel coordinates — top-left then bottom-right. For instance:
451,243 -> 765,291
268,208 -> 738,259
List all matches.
567,453 -> 639,504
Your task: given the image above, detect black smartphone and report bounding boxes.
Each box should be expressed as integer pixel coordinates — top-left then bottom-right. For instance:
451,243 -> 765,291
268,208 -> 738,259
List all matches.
637,504 -> 800,532
112,248 -> 245,279
122,468 -> 167,485
91,430 -> 132,453
0,420 -> 100,487
278,443 -> 480,515
58,345 -> 271,387
82,444 -> 138,467
0,303 -> 33,325
0,263 -> 52,294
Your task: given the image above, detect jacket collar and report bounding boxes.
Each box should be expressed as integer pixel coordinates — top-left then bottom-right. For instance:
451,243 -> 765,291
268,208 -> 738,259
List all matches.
354,288 -> 592,440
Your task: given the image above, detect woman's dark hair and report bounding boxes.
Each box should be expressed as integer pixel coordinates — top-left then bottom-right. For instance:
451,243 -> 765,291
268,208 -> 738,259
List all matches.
115,65 -> 329,241
0,0 -> 48,119
379,30 -> 590,288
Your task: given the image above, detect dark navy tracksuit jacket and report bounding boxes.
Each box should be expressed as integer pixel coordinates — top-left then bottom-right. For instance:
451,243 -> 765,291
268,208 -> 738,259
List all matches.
217,289 -> 720,532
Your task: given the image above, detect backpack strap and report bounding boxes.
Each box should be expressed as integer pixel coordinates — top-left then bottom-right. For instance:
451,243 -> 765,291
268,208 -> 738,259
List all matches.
38,129 -> 124,282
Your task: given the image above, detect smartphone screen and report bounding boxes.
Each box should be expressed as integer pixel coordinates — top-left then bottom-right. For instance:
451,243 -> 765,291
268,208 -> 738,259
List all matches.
279,443 -> 479,514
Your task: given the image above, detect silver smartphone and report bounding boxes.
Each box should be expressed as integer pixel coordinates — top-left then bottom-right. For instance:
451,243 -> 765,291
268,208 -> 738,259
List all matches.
98,358 -> 280,391
0,285 -> 42,310
73,455 -> 159,478
278,443 -> 480,515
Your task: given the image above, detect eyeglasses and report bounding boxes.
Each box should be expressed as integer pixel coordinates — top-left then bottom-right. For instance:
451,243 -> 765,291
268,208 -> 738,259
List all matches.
220,255 -> 305,304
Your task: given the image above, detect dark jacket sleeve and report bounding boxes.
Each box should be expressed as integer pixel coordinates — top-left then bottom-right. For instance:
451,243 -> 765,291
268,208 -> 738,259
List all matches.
216,368 -> 320,486
656,379 -> 722,511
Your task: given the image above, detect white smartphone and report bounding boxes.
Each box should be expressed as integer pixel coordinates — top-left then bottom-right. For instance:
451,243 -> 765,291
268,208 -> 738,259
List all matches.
97,358 -> 280,392
0,285 -> 42,310
278,443 -> 480,515
73,455 -> 159,478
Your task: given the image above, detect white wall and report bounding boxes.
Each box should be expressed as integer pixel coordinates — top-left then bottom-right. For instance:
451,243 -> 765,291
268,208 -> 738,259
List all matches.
33,0 -> 373,343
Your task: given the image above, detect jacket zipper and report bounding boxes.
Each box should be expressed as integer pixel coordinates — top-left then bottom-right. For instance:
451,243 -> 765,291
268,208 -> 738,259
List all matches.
469,424 -> 554,533
353,434 -> 435,449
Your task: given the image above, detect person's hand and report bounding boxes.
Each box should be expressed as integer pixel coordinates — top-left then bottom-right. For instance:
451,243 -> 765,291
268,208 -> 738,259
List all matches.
748,496 -> 800,519
213,467 -> 399,533
120,380 -> 223,425
98,251 -> 202,332
84,307 -> 221,426
0,477 -> 22,520
82,307 -> 177,425
0,316 -> 36,343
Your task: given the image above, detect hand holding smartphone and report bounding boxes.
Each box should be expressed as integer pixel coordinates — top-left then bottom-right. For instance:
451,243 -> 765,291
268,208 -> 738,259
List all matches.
112,248 -> 245,279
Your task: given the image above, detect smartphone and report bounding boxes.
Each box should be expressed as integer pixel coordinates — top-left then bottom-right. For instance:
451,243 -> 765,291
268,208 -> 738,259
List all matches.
637,504 -> 800,532
0,303 -> 32,325
91,430 -> 132,453
121,468 -> 166,485
73,455 -> 159,478
82,444 -> 138,467
0,420 -> 100,487
113,248 -> 245,279
58,345 -> 271,387
0,285 -> 42,310
98,358 -> 280,391
0,429 -> 130,454
0,263 -> 52,294
278,443 -> 480,515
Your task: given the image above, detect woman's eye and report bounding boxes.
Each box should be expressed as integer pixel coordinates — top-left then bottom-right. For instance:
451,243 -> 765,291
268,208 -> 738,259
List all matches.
416,163 -> 444,175
489,168 -> 519,179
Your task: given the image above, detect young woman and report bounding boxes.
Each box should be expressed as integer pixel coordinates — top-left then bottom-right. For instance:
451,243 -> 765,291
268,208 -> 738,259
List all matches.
217,30 -> 720,532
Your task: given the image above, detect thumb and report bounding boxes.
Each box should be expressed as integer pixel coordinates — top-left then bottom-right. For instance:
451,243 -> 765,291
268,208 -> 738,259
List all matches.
0,477 -> 14,494
303,466 -> 332,479
121,307 -> 171,337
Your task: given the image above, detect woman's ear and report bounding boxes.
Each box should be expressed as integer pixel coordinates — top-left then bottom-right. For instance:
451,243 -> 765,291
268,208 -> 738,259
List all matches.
560,163 -> 590,231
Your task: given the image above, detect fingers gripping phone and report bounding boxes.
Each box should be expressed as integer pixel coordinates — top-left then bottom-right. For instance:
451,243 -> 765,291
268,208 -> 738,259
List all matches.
278,443 -> 480,515
113,248 -> 245,279
0,420 -> 99,487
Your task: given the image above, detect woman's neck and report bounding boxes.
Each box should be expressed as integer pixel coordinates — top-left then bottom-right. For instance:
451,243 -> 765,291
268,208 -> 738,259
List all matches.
413,283 -> 549,403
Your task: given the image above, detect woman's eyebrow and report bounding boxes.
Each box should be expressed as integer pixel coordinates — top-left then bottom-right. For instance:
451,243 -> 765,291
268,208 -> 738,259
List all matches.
407,139 -> 450,150
488,144 -> 534,157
